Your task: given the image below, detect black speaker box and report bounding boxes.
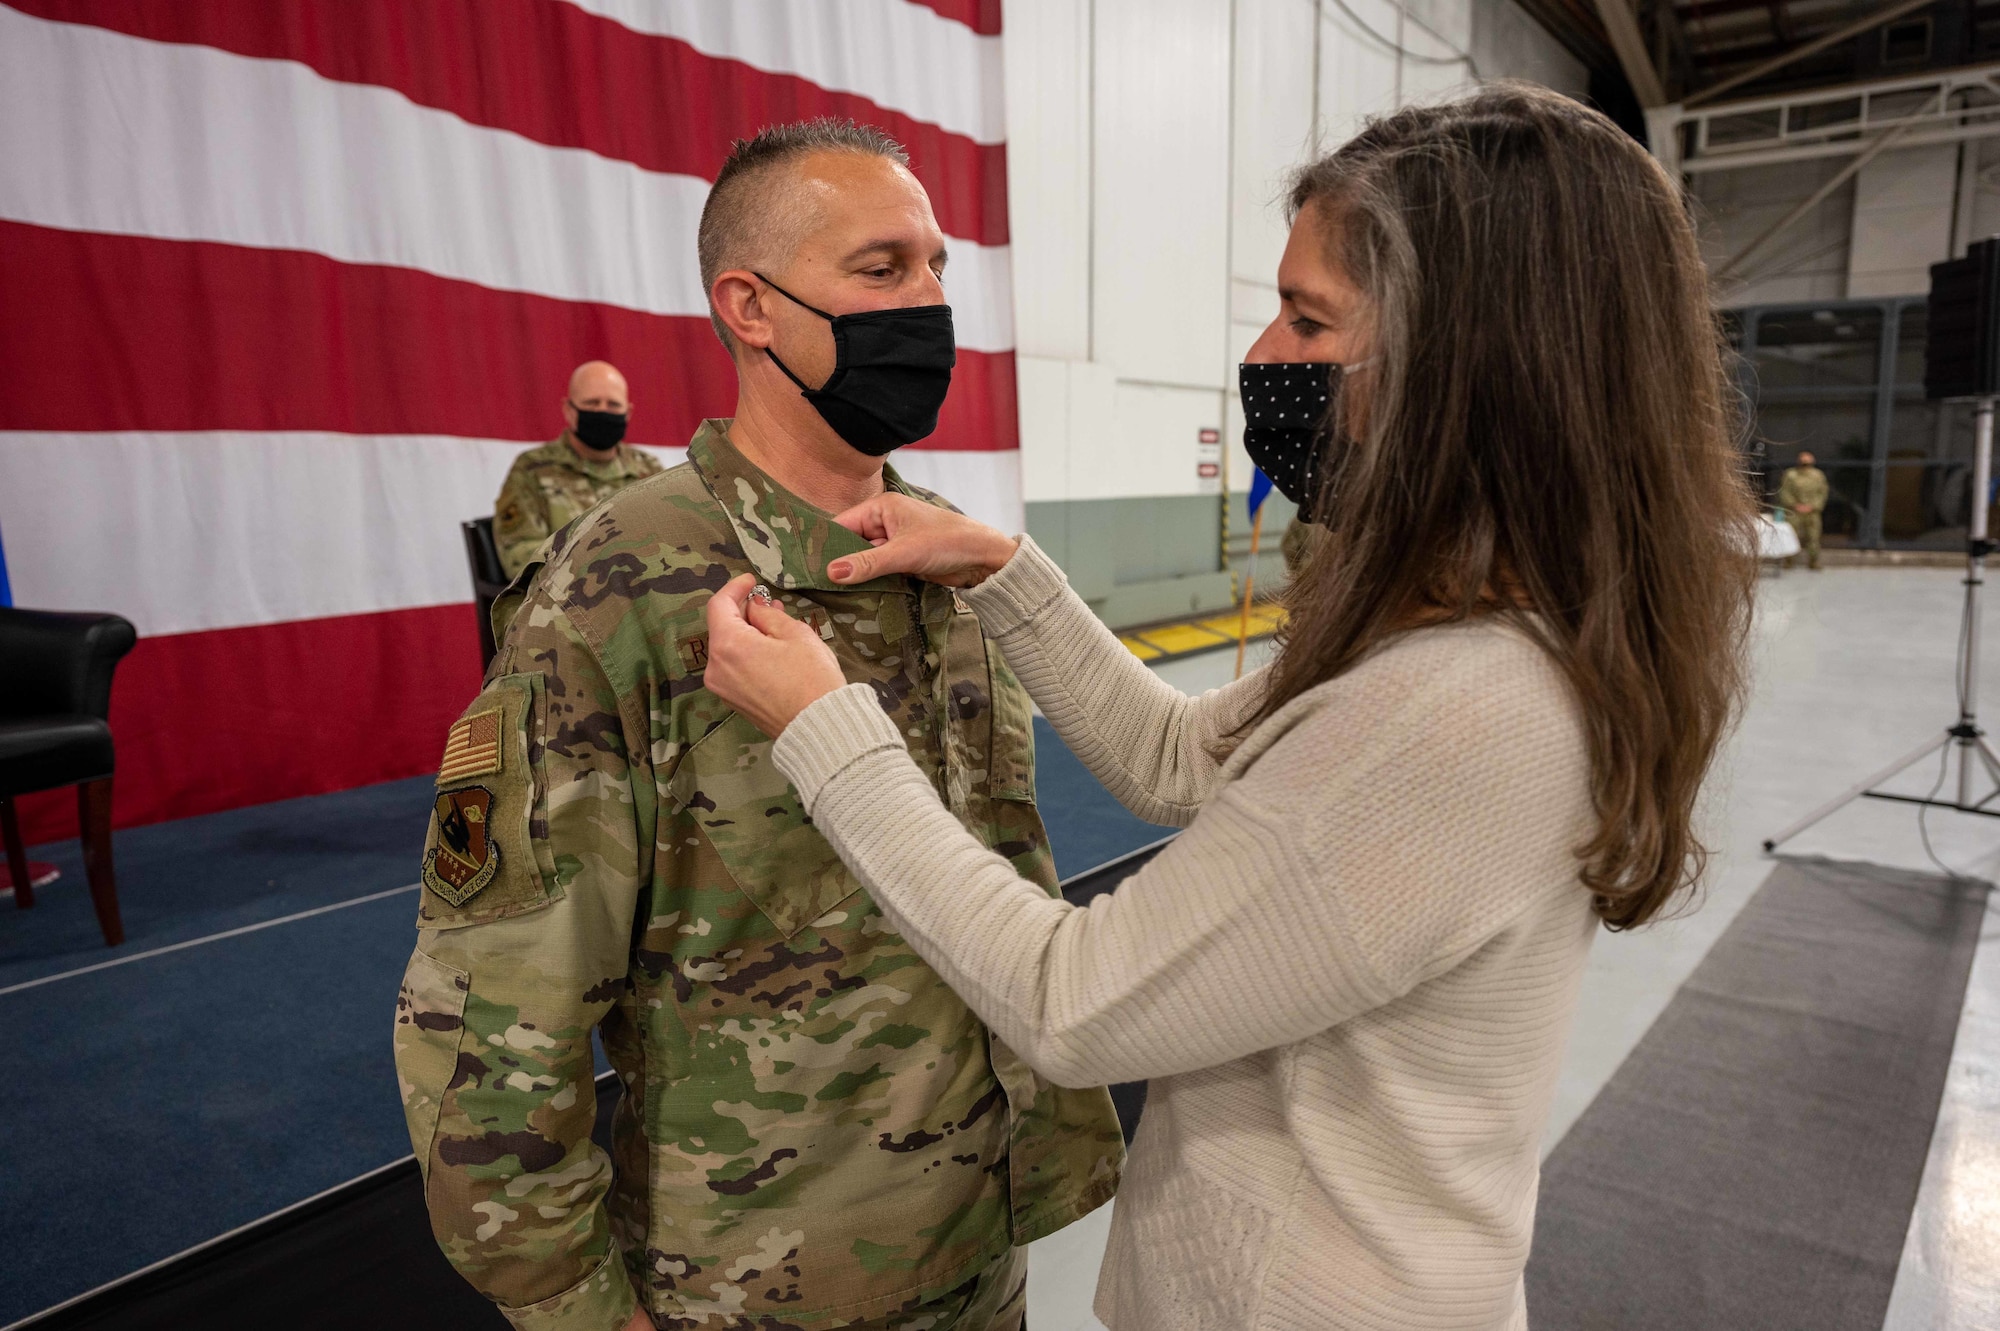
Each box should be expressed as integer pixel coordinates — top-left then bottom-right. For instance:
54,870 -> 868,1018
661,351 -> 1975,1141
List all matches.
1927,238 -> 2000,401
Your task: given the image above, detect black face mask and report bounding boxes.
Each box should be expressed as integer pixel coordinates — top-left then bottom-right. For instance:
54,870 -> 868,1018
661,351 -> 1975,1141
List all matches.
757,274 -> 955,457
569,404 -> 627,452
1239,360 -> 1362,517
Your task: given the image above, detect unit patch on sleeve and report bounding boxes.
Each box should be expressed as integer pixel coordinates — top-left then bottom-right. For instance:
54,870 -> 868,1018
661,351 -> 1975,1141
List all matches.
423,786 -> 501,906
438,707 -> 502,784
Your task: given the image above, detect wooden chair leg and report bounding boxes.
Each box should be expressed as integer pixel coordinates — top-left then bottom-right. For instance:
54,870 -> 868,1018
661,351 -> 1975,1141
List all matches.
76,779 -> 123,947
1,795 -> 32,910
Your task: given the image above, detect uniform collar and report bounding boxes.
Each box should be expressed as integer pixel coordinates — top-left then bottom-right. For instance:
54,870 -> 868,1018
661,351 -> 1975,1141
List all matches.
688,419 -> 915,593
557,431 -> 634,479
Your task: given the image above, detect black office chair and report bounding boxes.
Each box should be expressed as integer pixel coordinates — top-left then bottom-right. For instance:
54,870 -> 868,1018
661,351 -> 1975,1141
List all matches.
461,517 -> 509,670
0,607 -> 137,946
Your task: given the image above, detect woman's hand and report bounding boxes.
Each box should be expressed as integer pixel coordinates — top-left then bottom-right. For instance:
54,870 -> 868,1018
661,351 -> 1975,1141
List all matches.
703,575 -> 848,738
827,493 -> 1020,588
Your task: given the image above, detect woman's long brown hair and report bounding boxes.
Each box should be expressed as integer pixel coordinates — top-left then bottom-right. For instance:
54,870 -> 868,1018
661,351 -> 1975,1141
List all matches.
1254,84 -> 1757,930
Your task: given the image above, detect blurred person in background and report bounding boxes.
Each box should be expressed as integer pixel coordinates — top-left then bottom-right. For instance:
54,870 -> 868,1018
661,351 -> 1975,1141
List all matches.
701,84 -> 1758,1331
1777,449 -> 1829,571
492,360 -> 662,579
1279,514 -> 1319,578
397,120 -> 1119,1331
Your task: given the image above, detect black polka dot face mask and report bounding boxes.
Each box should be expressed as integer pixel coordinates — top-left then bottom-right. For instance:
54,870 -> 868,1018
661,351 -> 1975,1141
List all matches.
1238,360 -> 1369,518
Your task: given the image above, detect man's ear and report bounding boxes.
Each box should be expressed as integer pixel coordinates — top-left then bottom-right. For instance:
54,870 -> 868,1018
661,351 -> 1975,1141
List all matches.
712,270 -> 774,351
560,398 -> 578,428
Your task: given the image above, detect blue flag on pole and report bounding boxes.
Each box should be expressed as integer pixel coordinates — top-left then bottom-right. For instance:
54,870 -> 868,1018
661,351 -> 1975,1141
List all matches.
1247,466 -> 1273,519
0,515 -> 12,607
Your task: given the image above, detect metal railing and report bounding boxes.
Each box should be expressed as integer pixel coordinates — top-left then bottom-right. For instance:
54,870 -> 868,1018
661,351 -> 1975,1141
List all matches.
1648,61 -> 2000,175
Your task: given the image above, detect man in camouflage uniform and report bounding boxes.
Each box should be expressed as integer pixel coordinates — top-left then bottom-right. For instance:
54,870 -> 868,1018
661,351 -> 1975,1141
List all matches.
395,121 -> 1122,1331
494,360 -> 664,579
1777,450 -> 1830,571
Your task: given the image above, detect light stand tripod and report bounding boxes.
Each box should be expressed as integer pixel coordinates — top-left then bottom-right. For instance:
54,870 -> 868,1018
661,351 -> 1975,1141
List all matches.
1764,396 -> 2000,853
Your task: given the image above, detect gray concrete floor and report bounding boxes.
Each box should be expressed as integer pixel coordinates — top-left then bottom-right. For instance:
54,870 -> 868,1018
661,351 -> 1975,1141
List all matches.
1028,565 -> 2000,1329
1882,889 -> 2000,1331
1549,566 -> 2000,1153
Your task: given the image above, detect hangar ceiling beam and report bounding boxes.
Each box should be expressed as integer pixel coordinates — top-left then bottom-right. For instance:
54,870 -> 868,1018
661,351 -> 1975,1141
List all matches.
1683,0 -> 1935,107
1712,86 -> 1939,280
1594,0 -> 1671,105
1658,62 -> 2000,174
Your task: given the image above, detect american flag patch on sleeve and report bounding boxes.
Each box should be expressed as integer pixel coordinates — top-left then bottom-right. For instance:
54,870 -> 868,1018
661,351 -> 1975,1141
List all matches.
438,707 -> 503,783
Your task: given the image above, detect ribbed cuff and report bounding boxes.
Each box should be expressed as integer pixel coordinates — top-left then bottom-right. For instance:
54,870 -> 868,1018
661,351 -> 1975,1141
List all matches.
774,682 -> 907,814
499,1249 -> 638,1331
961,535 -> 1070,638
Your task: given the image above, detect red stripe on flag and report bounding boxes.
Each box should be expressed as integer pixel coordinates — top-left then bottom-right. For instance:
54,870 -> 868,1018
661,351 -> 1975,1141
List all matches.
905,0 -> 1003,35
15,604 -> 485,845
0,222 -> 1017,452
11,0 -> 1008,247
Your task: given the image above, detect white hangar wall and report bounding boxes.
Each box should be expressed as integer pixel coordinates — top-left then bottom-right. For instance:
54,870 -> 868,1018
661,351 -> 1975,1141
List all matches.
1694,138 -> 2000,311
1001,0 -> 1587,626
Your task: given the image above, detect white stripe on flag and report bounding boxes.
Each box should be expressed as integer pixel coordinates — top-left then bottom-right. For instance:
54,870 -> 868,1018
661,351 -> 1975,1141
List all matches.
564,0 -> 1005,144
884,449 -> 1023,538
0,432 -> 1022,633
0,8 -> 1015,353
0,430 -> 554,635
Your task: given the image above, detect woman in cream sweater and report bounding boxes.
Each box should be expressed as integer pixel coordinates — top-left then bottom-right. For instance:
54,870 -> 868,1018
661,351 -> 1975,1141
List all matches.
702,86 -> 1756,1330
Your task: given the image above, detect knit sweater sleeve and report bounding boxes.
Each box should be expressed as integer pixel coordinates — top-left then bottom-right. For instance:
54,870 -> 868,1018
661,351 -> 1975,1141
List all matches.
771,631 -> 1586,1088
960,536 -> 1265,826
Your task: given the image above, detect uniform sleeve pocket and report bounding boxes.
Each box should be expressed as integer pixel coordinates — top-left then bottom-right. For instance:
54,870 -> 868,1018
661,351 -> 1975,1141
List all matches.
394,946 -> 470,1184
670,710 -> 859,938
416,673 -> 564,931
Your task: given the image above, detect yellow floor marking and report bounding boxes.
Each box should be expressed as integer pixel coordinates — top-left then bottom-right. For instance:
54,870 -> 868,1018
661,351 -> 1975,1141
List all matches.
1135,623 -> 1235,655
1114,605 -> 1287,662
1196,610 -> 1285,640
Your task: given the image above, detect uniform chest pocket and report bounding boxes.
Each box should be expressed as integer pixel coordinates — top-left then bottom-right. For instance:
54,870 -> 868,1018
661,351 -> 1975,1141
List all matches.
669,710 -> 860,938
984,642 -> 1037,803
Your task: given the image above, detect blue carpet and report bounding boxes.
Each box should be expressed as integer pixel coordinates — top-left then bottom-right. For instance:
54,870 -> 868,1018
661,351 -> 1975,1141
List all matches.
0,724 -> 1168,1323
0,775 -> 435,992
1032,716 -> 1175,878
0,778 -> 436,1323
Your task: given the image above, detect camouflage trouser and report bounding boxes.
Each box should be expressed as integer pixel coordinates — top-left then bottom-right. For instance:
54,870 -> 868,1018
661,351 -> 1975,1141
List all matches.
654,1249 -> 1028,1331
1789,511 -> 1823,568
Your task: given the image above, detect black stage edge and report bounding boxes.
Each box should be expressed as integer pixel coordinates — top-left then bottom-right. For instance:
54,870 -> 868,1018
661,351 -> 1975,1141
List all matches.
1058,834 -> 1176,1144
1059,833 -> 1174,909
1526,857 -> 1990,1331
13,839 -> 1177,1330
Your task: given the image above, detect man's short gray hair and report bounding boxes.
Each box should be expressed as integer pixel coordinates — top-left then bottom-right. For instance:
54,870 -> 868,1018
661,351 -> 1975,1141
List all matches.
697,119 -> 911,350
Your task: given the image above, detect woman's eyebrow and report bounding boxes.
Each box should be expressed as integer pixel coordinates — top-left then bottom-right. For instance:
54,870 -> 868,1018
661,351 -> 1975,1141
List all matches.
1279,284 -> 1340,319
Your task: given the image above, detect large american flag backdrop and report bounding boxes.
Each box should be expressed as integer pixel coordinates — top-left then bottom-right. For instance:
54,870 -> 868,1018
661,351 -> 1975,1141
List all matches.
0,0 -> 1016,845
